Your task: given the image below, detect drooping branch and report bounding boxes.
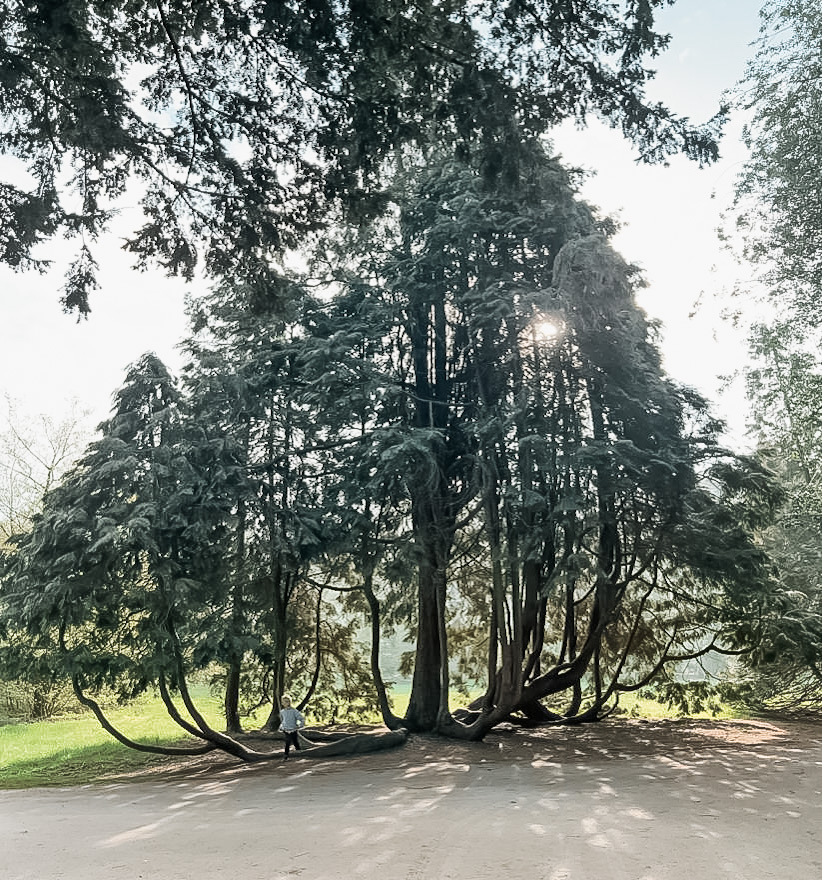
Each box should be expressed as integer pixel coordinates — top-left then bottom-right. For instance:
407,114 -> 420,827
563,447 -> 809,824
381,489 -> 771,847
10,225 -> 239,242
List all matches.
360,550 -> 403,730
158,672 -> 209,739
155,0 -> 199,185
166,620 -> 278,762
72,676 -> 216,757
302,586 -> 324,711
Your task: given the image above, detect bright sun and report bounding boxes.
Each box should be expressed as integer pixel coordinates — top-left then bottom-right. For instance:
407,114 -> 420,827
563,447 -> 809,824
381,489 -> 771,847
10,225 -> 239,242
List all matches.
533,319 -> 561,341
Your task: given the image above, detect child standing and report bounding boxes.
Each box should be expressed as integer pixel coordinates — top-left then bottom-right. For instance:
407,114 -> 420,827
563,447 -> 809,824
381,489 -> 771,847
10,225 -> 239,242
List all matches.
278,694 -> 306,760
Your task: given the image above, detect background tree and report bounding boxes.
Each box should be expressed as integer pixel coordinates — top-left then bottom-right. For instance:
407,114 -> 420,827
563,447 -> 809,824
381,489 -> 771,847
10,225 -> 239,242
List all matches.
733,322 -> 822,712
0,398 -> 90,720
728,0 -> 822,711
0,398 -> 90,544
732,0 -> 822,325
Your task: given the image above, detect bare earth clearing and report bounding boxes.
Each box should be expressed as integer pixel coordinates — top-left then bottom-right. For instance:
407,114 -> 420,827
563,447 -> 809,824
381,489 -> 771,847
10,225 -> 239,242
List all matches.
3,718 -> 822,879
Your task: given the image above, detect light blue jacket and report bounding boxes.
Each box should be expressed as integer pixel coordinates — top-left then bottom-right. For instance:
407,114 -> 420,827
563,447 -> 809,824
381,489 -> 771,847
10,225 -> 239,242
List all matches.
279,706 -> 305,732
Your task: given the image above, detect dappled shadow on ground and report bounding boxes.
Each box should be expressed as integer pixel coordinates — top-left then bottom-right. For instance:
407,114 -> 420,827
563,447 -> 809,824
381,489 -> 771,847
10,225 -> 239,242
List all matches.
121,716 -> 821,783
6,718 -> 822,879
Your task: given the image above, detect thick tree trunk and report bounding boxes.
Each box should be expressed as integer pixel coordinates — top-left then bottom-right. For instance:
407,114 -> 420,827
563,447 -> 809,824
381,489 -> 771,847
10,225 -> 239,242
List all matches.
404,556 -> 445,731
296,727 -> 408,758
225,659 -> 242,734
262,566 -> 290,731
403,290 -> 456,732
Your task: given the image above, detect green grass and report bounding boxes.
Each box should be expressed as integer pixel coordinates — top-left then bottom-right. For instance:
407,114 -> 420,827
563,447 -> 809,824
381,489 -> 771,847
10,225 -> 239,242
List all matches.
1,687 -> 744,791
0,689 -> 226,790
613,692 -> 744,721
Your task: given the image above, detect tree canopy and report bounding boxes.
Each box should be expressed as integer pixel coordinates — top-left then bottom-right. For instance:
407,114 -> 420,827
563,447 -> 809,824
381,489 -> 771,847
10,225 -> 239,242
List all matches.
2,0 -> 795,760
0,139 -> 782,757
0,0 -> 725,314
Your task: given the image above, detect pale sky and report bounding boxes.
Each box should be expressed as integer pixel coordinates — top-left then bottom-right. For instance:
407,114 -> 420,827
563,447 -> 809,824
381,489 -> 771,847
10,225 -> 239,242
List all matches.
554,0 -> 763,444
0,0 -> 763,440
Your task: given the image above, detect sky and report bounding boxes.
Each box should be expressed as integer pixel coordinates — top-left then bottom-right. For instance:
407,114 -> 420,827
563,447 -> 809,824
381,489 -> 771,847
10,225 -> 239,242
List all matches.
553,0 -> 764,443
0,0 -> 764,440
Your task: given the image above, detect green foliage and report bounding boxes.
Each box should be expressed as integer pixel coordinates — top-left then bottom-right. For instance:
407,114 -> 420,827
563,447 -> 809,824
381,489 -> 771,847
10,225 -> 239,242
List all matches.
0,0 -> 724,313
728,3 -> 822,713
294,141 -> 780,736
641,680 -> 733,718
2,1 -> 791,760
2,137 -> 785,753
733,0 -> 822,324
1,354 -> 237,703
732,302 -> 822,712
0,677 -> 79,722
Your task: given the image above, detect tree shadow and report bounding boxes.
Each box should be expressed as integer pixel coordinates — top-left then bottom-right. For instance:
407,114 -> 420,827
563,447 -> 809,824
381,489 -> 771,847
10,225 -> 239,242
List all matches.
12,718 -> 819,880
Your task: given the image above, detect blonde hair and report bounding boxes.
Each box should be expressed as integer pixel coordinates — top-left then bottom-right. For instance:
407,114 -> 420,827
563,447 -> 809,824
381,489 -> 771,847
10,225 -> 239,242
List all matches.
280,694 -> 292,707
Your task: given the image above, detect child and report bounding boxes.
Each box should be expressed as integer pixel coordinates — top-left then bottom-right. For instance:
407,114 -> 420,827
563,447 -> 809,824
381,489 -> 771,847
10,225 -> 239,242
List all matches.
278,694 -> 306,760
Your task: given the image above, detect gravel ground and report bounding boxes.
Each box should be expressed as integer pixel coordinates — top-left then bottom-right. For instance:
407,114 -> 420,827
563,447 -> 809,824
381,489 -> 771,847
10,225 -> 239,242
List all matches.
3,718 -> 822,879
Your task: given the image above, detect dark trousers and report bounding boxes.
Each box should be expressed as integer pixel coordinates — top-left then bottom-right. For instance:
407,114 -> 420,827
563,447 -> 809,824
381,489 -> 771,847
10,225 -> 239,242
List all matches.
284,730 -> 301,757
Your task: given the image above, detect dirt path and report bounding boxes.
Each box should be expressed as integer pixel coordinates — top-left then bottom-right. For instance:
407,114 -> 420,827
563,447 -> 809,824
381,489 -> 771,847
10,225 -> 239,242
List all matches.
3,718 -> 822,879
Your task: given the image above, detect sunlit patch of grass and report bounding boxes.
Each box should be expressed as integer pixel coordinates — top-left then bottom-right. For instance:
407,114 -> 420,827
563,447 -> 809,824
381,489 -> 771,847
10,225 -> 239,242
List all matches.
0,688 -> 225,790
615,692 -> 745,721
389,687 -> 746,722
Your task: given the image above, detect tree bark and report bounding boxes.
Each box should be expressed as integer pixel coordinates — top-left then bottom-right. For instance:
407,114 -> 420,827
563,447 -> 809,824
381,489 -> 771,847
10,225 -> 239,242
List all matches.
225,659 -> 242,734
405,552 -> 445,731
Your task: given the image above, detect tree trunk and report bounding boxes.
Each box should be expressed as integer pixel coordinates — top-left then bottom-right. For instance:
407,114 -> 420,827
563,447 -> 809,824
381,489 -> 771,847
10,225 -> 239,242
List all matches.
404,554 -> 445,731
225,659 -> 242,734
262,564 -> 290,731
225,495 -> 246,735
362,558 -> 403,729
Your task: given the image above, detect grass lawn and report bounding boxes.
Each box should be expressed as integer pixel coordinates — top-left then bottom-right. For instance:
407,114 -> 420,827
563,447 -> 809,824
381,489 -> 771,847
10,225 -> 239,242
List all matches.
0,688 -> 741,791
0,690 -> 227,790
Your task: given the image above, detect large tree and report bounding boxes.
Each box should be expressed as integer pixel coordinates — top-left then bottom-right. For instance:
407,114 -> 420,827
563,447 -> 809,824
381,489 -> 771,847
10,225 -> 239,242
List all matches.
1,144 -> 781,757
0,0 -> 724,314
181,282 -> 380,732
296,143 -> 779,738
2,3 -> 777,760
0,355 -> 240,753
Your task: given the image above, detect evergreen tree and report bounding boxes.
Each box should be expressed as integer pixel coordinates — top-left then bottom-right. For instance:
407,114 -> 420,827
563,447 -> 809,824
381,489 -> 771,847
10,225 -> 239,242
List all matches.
1,142 -> 783,754
308,143 -> 779,736
182,282 -> 384,730
0,354 -> 256,757
0,0 -> 724,313
0,340 -> 404,755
